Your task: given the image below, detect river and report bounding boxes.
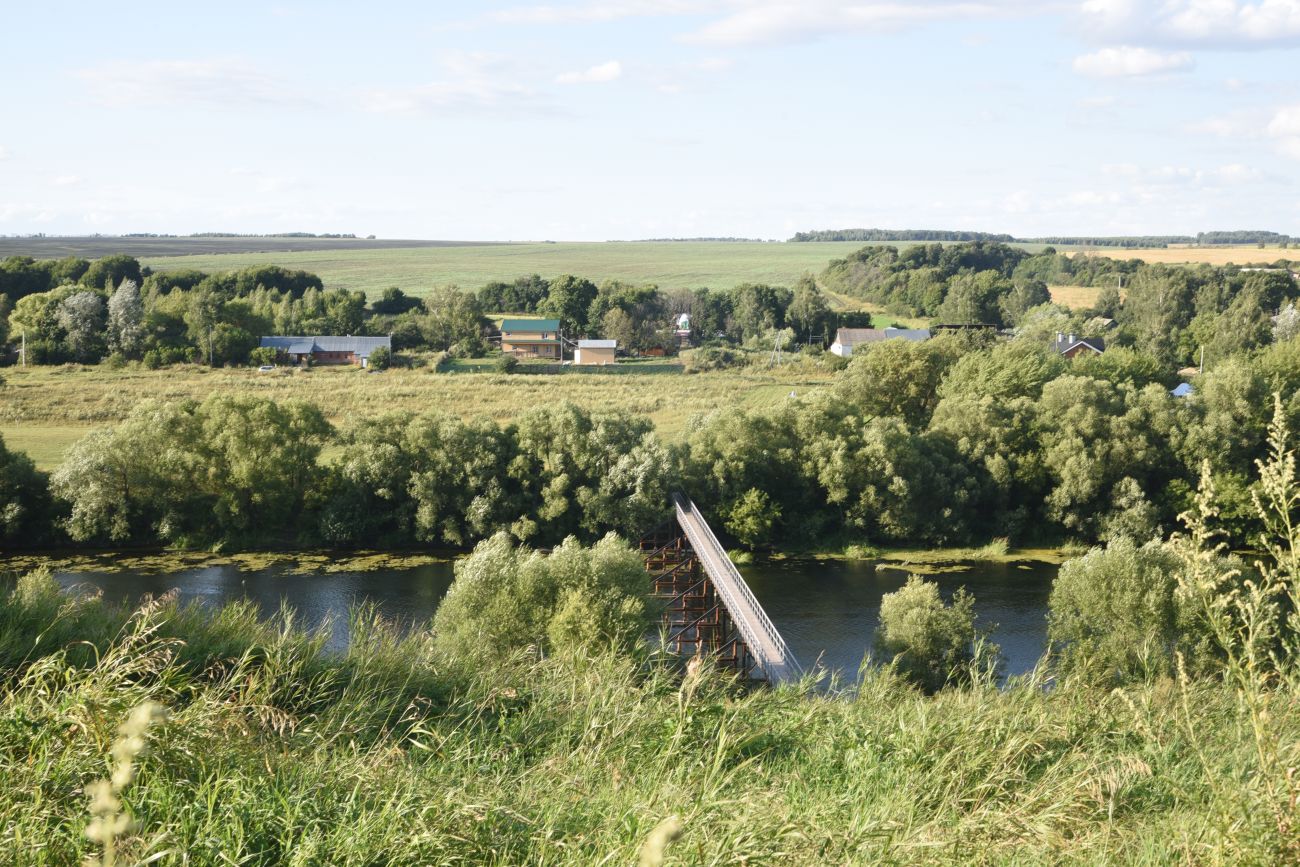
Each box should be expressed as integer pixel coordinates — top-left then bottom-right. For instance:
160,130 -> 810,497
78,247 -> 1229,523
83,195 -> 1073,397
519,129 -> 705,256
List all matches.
44,555 -> 1058,680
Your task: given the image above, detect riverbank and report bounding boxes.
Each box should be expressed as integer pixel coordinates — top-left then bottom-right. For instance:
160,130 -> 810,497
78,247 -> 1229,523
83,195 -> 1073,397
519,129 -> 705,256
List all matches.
2,570 -> 1293,864
737,539 -> 1079,572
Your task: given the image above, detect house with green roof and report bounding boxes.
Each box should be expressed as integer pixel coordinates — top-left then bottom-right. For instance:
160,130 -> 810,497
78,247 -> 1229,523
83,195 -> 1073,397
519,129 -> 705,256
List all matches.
500,318 -> 561,359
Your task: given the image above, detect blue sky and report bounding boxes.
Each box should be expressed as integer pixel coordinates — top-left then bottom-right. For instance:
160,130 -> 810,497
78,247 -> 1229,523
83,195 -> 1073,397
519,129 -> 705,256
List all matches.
1,1 -> 1298,240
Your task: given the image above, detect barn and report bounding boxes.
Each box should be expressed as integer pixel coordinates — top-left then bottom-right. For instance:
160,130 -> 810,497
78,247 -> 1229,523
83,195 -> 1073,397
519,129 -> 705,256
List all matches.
574,339 -> 617,365
259,335 -> 391,367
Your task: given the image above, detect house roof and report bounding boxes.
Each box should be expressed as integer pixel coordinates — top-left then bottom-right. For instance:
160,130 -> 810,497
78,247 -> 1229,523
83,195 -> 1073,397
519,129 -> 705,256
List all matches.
578,339 -> 617,348
1171,383 -> 1194,397
500,318 -> 560,333
1052,335 -> 1106,355
260,335 -> 391,356
832,327 -> 932,346
833,328 -> 886,345
883,327 -> 932,341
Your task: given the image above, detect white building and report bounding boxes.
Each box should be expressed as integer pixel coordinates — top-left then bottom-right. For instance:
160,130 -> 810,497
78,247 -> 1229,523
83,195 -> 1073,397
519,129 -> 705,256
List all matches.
574,339 -> 617,365
829,327 -> 931,357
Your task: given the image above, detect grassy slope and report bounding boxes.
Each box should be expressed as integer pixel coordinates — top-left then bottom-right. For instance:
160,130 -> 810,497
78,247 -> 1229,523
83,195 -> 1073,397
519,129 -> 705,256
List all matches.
0,360 -> 836,469
2,574 -> 1294,865
139,241 -> 867,296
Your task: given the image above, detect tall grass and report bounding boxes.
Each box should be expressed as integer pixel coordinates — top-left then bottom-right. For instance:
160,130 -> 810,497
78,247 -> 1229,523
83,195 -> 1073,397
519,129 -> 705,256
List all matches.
0,362 -> 835,467
2,567 -> 1297,864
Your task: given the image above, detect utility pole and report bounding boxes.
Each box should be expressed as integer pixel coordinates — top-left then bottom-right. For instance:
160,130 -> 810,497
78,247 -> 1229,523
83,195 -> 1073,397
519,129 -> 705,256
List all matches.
20,330 -> 26,368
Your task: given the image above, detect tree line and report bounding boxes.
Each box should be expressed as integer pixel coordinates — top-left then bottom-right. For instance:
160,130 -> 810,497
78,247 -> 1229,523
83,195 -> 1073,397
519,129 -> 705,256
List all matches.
4,327 -> 1300,552
821,241 -> 1299,367
1,253 -> 869,367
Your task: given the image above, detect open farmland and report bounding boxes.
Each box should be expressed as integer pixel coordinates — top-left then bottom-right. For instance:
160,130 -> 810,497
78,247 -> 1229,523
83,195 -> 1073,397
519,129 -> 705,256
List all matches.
1072,244 -> 1296,266
0,360 -> 838,470
1048,284 -> 1103,309
138,241 -> 866,296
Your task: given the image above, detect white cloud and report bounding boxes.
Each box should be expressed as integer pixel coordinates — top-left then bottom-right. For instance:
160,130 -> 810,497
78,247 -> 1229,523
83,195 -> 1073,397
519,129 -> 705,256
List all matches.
0,145 -> 8,160
360,53 -> 549,115
492,0 -> 708,24
556,60 -> 624,84
684,2 -> 1024,46
1072,45 -> 1193,77
491,1 -> 1032,46
1081,0 -> 1300,48
51,175 -> 81,187
1267,104 -> 1300,158
75,59 -> 312,108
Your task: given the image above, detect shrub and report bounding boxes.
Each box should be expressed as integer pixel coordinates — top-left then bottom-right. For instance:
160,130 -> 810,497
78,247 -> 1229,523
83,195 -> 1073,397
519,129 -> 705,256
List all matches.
248,346 -> 277,367
432,532 -> 650,666
680,345 -> 744,372
874,575 -> 990,691
1047,537 -> 1225,685
494,354 -> 519,374
368,346 -> 392,370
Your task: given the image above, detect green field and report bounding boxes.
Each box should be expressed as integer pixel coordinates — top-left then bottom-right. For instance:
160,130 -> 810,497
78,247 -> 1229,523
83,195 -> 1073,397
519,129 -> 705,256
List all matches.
0,358 -> 838,470
140,241 -> 867,296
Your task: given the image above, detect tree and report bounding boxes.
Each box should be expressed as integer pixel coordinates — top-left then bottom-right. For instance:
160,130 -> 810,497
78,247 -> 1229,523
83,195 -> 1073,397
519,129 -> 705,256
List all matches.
540,274 -> 598,333
80,255 -> 142,291
106,279 -> 144,358
50,396 -> 331,545
420,286 -> 488,352
834,335 -> 964,429
875,576 -> 990,692
999,279 -> 1051,326
725,488 -> 780,549
56,291 -> 106,362
730,283 -> 793,340
936,270 -> 1010,326
367,345 -> 392,370
787,275 -> 834,343
1273,303 -> 1300,343
0,434 -> 55,546
431,533 -> 651,665
371,287 -> 424,316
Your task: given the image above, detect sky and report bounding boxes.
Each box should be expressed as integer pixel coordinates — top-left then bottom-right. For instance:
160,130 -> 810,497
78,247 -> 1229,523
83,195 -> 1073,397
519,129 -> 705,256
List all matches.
1,0 -> 1298,241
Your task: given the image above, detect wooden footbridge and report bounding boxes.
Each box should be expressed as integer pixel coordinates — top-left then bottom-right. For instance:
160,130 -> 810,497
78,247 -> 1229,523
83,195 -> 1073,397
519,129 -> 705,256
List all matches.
640,494 -> 803,685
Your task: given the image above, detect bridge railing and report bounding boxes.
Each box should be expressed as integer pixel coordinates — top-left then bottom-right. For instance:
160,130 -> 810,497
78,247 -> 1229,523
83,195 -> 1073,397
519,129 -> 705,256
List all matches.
672,494 -> 803,682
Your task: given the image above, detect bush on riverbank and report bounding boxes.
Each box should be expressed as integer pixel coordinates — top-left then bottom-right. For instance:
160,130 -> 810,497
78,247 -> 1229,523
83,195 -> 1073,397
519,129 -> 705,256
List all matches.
2,559 -> 1298,864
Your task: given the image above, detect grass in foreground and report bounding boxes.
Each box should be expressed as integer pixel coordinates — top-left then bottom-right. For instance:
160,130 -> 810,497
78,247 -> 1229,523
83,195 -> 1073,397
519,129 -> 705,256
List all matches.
1,571 -> 1295,865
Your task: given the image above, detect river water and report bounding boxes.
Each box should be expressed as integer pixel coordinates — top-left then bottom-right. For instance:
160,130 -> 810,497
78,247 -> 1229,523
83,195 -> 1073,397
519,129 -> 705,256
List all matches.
47,555 -> 1058,680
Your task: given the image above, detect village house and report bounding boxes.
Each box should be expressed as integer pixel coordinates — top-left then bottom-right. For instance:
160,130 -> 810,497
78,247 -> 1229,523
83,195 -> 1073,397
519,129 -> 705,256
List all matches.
1053,332 -> 1105,358
829,326 -> 932,357
574,339 -> 617,365
259,335 -> 391,367
500,318 -> 561,358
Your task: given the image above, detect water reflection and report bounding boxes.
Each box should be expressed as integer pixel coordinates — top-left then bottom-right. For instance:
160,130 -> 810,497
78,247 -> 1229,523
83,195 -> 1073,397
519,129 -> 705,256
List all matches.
49,555 -> 1057,680
55,562 -> 457,652
739,558 -> 1057,680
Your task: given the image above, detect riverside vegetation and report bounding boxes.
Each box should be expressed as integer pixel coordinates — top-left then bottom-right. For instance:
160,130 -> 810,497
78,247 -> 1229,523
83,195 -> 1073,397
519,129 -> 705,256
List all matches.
3,406 -> 1300,863
5,329 -> 1300,553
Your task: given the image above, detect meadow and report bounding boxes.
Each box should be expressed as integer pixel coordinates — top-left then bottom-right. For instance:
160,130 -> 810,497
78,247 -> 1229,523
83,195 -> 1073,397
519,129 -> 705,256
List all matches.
0,359 -> 836,469
138,241 -> 867,296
